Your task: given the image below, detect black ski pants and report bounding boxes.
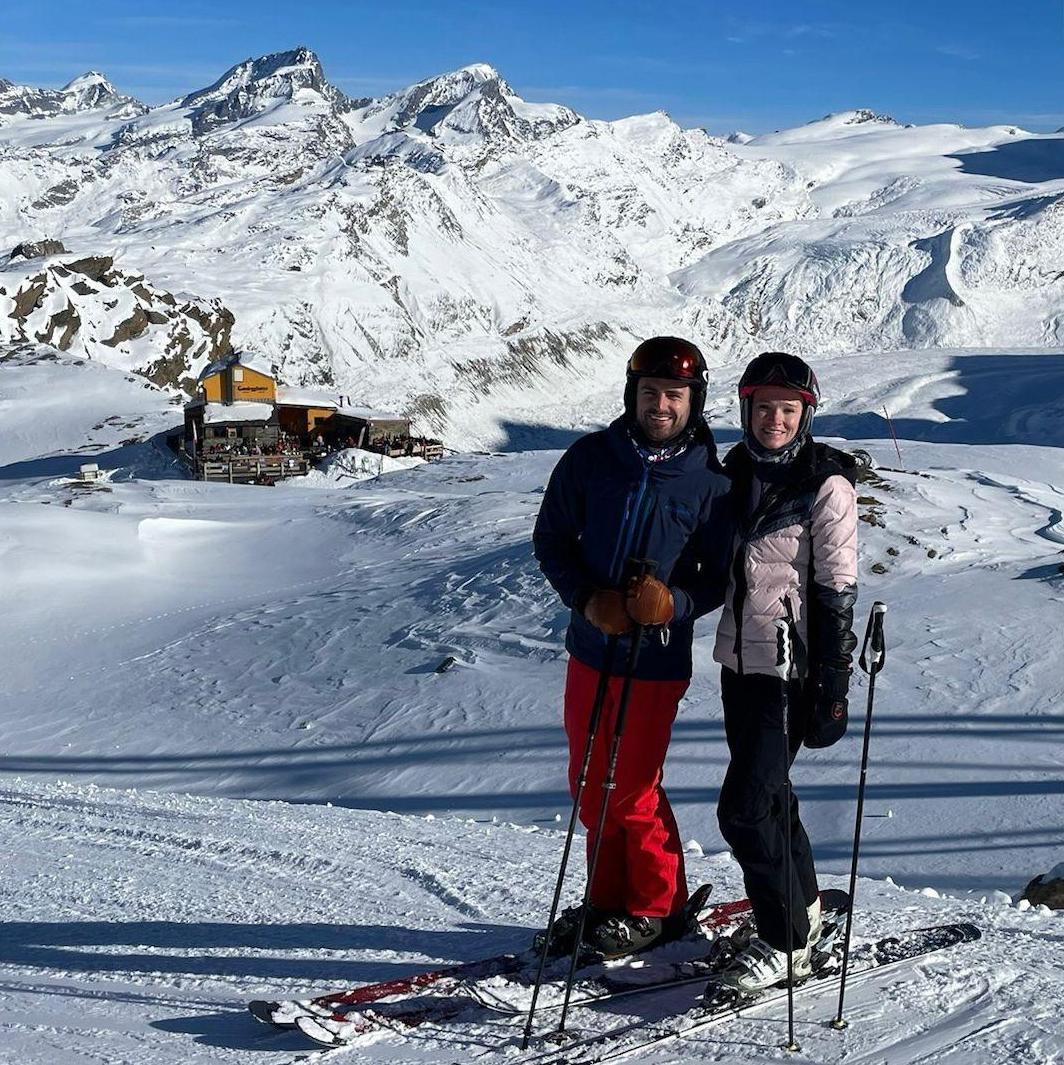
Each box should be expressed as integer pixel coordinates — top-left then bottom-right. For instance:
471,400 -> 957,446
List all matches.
717,666 -> 819,953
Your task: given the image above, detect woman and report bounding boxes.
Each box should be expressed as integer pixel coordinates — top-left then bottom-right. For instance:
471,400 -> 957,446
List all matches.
712,351 -> 858,992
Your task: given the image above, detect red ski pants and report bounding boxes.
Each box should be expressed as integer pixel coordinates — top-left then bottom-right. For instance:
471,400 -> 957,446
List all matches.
563,656 -> 689,919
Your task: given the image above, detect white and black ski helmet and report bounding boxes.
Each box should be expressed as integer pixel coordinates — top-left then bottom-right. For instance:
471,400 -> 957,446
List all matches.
624,336 -> 708,421
738,351 -> 820,462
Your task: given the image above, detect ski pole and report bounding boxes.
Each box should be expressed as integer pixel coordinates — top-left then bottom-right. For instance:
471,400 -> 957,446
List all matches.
555,559 -> 657,1038
520,636 -> 618,1050
831,601 -> 887,1032
774,613 -> 800,1054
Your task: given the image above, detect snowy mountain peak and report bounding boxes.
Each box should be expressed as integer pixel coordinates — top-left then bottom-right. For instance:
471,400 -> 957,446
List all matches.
179,46 -> 351,133
0,71 -> 144,121
183,46 -> 326,101
389,64 -> 514,123
819,108 -> 901,128
61,70 -> 112,94
452,62 -> 508,86
59,70 -> 136,113
374,62 -> 579,147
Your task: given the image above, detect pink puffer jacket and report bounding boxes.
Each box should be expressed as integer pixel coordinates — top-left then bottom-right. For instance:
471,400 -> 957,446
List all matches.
714,443 -> 858,678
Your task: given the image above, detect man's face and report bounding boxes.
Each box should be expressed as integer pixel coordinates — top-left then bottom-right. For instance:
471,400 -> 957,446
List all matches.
635,377 -> 692,443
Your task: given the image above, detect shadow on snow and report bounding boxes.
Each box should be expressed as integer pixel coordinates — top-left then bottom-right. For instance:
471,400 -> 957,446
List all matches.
815,352 -> 1064,448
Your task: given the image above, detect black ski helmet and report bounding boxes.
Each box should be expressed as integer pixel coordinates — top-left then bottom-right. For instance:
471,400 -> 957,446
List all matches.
624,336 -> 708,423
737,351 -> 820,463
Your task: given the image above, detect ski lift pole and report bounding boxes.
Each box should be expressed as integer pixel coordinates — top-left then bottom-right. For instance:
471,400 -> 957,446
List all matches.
831,601 -> 887,1031
520,636 -> 618,1050
555,559 -> 657,1038
774,611 -> 800,1054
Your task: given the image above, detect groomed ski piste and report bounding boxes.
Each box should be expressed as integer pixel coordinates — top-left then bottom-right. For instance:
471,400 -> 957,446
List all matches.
1,346 -> 1063,1063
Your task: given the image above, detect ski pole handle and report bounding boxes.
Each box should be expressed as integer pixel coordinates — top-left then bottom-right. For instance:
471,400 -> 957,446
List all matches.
625,557 -> 659,581
773,618 -> 793,682
859,602 -> 887,675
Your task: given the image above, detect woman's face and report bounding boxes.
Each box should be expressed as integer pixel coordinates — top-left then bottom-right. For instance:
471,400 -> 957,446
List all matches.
750,386 -> 804,450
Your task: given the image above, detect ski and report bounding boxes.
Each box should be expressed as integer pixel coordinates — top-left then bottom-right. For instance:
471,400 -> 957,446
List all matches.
288,890 -> 850,1049
468,888 -> 849,1016
518,921 -> 982,1065
248,882 -> 724,1029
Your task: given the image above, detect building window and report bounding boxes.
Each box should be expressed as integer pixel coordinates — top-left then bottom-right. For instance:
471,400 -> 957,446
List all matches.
233,368 -> 244,382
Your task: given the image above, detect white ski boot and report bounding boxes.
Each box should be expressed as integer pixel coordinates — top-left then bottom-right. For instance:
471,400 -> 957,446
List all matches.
712,898 -> 822,994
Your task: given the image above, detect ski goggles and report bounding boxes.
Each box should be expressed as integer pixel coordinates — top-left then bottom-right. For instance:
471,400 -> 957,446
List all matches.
738,355 -> 819,406
627,345 -> 705,382
739,381 -> 818,406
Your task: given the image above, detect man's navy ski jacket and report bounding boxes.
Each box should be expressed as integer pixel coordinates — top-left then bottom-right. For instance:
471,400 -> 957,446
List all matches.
533,417 -> 733,681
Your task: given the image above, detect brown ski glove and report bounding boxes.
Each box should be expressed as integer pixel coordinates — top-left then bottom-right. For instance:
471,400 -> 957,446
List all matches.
626,574 -> 674,627
584,589 -> 633,636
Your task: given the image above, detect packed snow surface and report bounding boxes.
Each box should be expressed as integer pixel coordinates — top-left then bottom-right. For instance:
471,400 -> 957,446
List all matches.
1,343 -> 1062,1061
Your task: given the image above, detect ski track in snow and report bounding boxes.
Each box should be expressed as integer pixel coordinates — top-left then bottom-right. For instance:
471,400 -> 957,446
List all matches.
0,347 -> 1063,1062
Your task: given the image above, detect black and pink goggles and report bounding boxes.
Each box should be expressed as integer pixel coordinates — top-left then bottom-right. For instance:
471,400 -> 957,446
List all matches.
737,352 -> 819,407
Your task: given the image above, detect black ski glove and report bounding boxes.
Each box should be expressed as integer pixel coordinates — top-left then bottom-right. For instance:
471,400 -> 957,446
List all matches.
804,668 -> 850,749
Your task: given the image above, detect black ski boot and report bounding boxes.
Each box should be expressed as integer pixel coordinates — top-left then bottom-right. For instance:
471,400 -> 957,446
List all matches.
586,914 -> 664,960
532,902 -> 603,956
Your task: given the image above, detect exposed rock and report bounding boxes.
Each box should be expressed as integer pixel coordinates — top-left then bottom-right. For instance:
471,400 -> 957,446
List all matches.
182,302 -> 235,355
34,301 -> 80,349
65,256 -> 115,283
102,305 -> 150,346
1022,869 -> 1064,909
9,239 -> 67,261
31,179 -> 81,210
2,255 -> 236,387
143,348 -> 199,392
405,393 -> 448,435
10,276 -> 47,318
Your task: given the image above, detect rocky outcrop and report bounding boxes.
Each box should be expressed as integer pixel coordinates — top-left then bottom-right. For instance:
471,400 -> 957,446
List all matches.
59,256 -> 115,283
1,255 -> 234,387
9,240 -> 67,261
1022,865 -> 1064,909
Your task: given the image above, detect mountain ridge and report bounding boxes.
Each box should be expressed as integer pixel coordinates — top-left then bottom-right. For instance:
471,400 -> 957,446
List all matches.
2,48 -> 1063,446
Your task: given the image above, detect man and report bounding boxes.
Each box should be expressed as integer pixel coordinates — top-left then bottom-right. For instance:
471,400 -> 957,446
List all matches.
533,336 -> 733,959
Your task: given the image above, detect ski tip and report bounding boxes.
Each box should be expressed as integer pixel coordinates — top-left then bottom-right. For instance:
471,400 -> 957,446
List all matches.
247,1000 -> 291,1027
295,1014 -> 347,1047
685,882 -> 714,917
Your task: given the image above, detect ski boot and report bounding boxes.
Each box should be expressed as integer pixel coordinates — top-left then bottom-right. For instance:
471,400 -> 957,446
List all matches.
586,914 -> 665,960
532,902 -> 604,956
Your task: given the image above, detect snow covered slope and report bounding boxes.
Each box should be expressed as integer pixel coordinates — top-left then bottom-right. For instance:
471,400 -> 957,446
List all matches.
2,50 -> 1064,443
1,342 -> 1063,1061
2,346 -> 1061,898
0,777 -> 1059,1064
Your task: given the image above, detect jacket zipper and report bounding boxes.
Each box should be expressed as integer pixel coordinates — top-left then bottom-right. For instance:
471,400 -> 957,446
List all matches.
610,466 -> 650,585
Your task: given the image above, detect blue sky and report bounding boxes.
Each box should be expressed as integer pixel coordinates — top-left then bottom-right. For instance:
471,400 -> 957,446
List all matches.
4,0 -> 1063,133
